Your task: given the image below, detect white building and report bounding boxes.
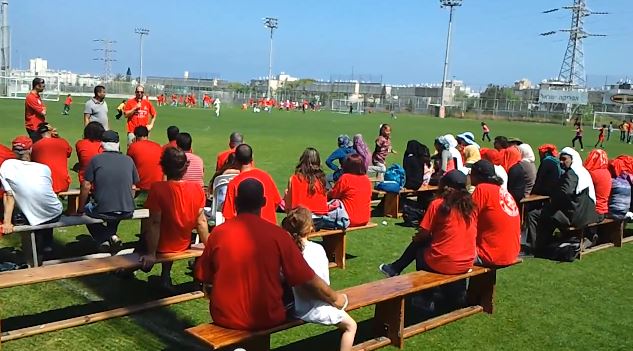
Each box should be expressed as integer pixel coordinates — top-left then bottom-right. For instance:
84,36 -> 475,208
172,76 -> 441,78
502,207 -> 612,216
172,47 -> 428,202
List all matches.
11,57 -> 101,87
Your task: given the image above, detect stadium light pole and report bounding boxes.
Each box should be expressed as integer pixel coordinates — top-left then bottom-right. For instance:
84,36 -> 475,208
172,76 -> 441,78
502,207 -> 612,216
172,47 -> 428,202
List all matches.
263,17 -> 278,100
135,28 -> 150,84
439,0 -> 462,118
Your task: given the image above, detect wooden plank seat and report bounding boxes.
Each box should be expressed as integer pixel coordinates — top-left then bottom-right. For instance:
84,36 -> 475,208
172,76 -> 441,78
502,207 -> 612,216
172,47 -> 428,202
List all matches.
187,262 -> 519,351
565,218 -> 624,257
519,194 -> 550,225
0,245 -> 205,342
307,223 -> 378,269
381,185 -> 438,218
10,209 -> 149,267
58,189 -> 81,215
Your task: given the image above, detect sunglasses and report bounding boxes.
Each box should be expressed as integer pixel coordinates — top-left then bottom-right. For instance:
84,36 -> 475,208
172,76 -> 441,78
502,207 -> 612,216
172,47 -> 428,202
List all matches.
135,91 -> 144,94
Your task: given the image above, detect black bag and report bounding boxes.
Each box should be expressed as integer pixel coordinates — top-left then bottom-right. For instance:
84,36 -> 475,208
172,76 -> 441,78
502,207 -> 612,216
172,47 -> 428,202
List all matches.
402,199 -> 425,227
542,239 -> 580,262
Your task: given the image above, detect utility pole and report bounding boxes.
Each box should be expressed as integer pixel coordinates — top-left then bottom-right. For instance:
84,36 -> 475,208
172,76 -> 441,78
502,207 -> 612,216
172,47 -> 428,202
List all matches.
93,39 -> 116,83
134,28 -> 150,84
438,0 -> 462,118
263,17 -> 278,100
0,0 -> 9,76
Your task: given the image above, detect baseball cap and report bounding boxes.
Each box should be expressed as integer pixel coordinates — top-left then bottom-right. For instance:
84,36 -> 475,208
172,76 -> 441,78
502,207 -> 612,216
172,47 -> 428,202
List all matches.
12,135 -> 33,151
471,160 -> 496,179
441,170 -> 467,189
101,130 -> 119,143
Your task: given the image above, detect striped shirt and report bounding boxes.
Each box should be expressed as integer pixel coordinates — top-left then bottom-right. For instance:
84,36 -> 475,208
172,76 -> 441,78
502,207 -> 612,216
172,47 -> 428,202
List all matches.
182,152 -> 205,188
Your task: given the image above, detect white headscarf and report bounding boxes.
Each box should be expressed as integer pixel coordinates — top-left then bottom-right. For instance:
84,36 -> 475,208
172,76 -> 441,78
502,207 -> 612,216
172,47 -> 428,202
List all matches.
560,147 -> 596,202
518,144 -> 535,163
439,134 -> 465,174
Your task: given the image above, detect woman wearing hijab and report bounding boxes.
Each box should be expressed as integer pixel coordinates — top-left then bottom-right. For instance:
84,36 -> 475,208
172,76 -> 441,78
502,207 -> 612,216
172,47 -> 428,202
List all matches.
507,144 -> 537,203
325,135 -> 355,182
403,140 -> 433,190
480,148 -> 508,189
352,134 -> 371,174
583,149 -> 611,220
433,134 -> 465,175
456,132 -> 481,167
532,144 -> 562,197
528,147 -> 599,255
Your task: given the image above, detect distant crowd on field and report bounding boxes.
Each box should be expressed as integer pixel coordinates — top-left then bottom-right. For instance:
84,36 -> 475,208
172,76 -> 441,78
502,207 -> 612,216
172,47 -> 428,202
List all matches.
2,78 -> 633,350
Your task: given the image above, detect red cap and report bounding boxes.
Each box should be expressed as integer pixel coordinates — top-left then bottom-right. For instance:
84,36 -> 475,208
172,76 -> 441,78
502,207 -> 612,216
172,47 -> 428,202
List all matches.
12,135 -> 33,151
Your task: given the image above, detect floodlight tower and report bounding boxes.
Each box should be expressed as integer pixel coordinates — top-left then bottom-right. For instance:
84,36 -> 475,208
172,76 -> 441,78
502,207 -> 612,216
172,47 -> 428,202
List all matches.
438,0 -> 462,118
263,17 -> 278,99
135,28 -> 150,83
0,0 -> 9,76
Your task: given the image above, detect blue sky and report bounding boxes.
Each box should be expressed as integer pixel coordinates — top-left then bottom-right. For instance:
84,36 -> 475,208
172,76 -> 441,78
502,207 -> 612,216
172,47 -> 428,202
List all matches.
11,0 -> 633,87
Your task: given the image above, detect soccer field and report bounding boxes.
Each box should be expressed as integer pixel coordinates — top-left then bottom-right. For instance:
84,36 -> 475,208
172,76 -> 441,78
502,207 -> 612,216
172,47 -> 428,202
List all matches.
1,98 -> 633,350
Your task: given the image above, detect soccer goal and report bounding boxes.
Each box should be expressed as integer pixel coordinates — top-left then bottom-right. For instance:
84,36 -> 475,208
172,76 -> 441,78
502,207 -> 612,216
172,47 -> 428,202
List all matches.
0,76 -> 61,101
331,99 -> 363,114
593,112 -> 633,130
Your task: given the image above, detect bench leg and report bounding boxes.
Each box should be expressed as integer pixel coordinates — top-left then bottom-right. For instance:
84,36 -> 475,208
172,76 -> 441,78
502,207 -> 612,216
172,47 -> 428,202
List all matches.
322,232 -> 346,269
66,195 -> 80,216
372,297 -> 404,349
466,270 -> 496,314
235,335 -> 270,351
383,193 -> 399,218
602,220 -> 623,248
20,231 -> 39,267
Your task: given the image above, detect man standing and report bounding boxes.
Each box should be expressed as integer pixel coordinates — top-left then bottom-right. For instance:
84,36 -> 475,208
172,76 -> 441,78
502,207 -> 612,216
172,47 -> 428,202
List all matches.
176,132 -> 204,188
213,97 -> 221,118
123,85 -> 157,145
25,78 -> 47,141
62,94 -> 72,115
127,126 -> 164,192
222,144 -> 281,224
0,136 -> 63,253
31,122 -> 72,194
215,132 -> 242,172
196,179 -> 347,331
84,85 -> 109,129
77,130 -> 139,250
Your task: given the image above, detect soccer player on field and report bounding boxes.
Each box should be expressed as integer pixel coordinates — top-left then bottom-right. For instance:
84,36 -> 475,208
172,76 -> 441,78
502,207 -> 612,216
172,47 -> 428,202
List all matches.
481,122 -> 491,142
594,124 -> 606,149
62,94 -> 72,115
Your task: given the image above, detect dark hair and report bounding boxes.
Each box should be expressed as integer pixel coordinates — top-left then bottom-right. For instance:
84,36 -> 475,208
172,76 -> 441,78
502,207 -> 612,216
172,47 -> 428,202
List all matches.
235,144 -> 253,165
602,124 -> 607,128
229,132 -> 243,147
494,136 -> 509,149
281,207 -> 314,252
167,126 -> 179,141
379,123 -> 391,136
295,148 -> 326,196
94,85 -> 105,95
236,178 -> 265,213
134,126 -> 149,138
32,77 -> 44,88
176,132 -> 192,151
437,185 -> 475,225
342,154 -> 366,175
211,153 -> 239,184
160,147 -> 188,180
84,121 -> 105,141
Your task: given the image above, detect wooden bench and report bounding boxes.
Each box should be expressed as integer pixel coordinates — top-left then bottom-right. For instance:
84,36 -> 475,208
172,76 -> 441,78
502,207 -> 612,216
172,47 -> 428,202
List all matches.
307,223 -> 378,269
187,262 -> 518,351
519,194 -> 550,225
373,185 -> 438,218
58,189 -> 81,215
566,218 -> 624,258
10,209 -> 149,267
0,245 -> 205,343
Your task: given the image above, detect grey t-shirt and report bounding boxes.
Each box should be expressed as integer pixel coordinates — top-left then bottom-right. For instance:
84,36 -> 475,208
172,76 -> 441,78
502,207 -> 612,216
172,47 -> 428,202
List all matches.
84,151 -> 139,214
84,98 -> 109,129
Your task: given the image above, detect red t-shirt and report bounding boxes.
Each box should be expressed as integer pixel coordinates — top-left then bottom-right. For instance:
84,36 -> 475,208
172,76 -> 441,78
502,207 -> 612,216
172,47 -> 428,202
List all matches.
25,91 -> 46,131
75,139 -> 102,183
144,181 -> 205,253
124,98 -> 157,133
0,144 -> 15,166
195,213 -> 315,331
162,140 -> 177,151
127,139 -> 164,191
215,148 -> 234,171
64,96 -> 72,105
31,137 -> 72,193
421,198 -> 477,275
589,168 -> 612,215
472,183 -> 521,266
222,168 -> 282,224
286,174 -> 328,215
329,173 -> 372,227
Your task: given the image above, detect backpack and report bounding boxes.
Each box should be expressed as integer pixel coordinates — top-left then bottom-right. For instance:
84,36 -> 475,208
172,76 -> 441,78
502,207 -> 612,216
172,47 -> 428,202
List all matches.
609,175 -> 631,220
384,164 -> 405,187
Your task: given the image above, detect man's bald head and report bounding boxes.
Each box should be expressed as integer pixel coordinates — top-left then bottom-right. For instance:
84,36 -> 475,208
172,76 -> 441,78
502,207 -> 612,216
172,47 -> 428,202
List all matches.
235,144 -> 253,166
236,178 -> 266,214
229,132 -> 243,148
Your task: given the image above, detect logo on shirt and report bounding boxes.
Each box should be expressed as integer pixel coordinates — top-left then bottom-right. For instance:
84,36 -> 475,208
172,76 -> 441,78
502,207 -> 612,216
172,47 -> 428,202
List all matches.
499,188 -> 519,217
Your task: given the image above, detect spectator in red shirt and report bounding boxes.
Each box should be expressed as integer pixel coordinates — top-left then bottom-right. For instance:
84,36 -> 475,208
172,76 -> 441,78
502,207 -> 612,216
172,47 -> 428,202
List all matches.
470,160 -> 521,266
285,147 -> 328,215
176,132 -> 204,188
127,126 -> 164,191
31,123 -> 72,193
62,94 -> 72,115
138,147 -> 209,289
584,149 -> 611,218
215,132 -> 243,172
329,154 -> 372,227
24,77 -> 47,141
123,85 -> 157,145
75,122 -> 104,183
195,178 -> 347,331
162,125 -> 179,150
222,144 -> 282,224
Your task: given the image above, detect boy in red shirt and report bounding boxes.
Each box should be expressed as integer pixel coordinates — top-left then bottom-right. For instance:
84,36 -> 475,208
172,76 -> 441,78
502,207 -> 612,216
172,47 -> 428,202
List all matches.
594,124 -> 606,148
62,94 -> 72,115
75,122 -> 104,183
123,85 -> 157,145
222,144 -> 281,224
31,122 -> 72,193
127,126 -> 164,191
24,78 -> 47,141
481,122 -> 491,142
162,125 -> 180,150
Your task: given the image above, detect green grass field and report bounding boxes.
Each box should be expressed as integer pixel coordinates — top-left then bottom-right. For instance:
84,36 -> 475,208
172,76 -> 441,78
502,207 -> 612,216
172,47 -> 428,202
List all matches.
1,98 -> 633,350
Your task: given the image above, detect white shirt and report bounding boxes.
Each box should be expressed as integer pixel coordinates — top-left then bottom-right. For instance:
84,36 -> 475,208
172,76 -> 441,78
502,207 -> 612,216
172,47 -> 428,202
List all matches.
213,99 -> 221,107
0,159 -> 63,225
494,165 -> 508,190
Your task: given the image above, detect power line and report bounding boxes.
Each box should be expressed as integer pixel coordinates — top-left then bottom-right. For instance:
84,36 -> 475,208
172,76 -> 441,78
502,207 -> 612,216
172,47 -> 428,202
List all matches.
93,39 -> 117,83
